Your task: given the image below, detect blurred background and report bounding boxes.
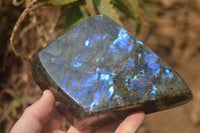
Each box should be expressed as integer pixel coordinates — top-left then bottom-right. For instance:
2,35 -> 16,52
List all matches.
0,0 -> 200,132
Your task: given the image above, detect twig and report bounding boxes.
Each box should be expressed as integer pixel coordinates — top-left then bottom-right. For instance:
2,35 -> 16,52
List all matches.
85,0 -> 97,17
9,1 -> 50,58
12,0 -> 25,6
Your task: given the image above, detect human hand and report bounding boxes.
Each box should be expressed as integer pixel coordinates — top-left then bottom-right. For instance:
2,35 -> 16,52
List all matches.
10,90 -> 145,133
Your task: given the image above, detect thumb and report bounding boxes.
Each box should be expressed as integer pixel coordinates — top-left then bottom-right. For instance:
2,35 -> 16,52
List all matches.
10,90 -> 55,133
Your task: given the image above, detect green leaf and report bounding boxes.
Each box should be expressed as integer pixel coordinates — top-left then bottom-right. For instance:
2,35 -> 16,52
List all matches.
7,98 -> 21,113
48,0 -> 79,5
110,0 -> 134,19
111,0 -> 142,34
21,96 -> 35,104
94,0 -> 123,26
64,3 -> 87,31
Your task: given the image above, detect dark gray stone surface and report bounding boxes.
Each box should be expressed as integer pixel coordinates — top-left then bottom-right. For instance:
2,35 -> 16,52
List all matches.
32,14 -> 192,129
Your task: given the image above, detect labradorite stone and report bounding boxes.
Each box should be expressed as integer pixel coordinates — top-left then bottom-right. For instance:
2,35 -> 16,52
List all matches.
32,15 -> 192,129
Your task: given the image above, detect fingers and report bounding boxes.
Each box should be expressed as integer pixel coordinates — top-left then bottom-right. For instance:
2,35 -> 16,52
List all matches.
114,111 -> 145,133
10,90 -> 55,133
10,89 -> 144,133
95,122 -> 120,133
67,126 -> 94,133
67,112 -> 145,133
41,107 -> 63,133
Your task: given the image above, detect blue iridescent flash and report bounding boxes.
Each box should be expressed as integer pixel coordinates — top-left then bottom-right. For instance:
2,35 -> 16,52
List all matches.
39,14 -> 189,113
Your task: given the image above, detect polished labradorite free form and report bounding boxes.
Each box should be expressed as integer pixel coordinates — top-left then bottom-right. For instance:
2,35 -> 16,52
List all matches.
32,15 -> 192,129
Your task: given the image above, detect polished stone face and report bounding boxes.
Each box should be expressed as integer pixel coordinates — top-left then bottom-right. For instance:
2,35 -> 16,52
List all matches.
32,15 -> 192,129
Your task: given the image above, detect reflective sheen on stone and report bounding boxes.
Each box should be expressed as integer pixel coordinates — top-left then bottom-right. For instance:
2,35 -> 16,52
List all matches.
32,15 -> 192,129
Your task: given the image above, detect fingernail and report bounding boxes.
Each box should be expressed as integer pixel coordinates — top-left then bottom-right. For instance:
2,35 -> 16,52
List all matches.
42,90 -> 49,98
41,90 -> 55,102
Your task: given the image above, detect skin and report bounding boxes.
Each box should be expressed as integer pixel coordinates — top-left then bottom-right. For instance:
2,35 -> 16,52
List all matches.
10,90 -> 145,133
